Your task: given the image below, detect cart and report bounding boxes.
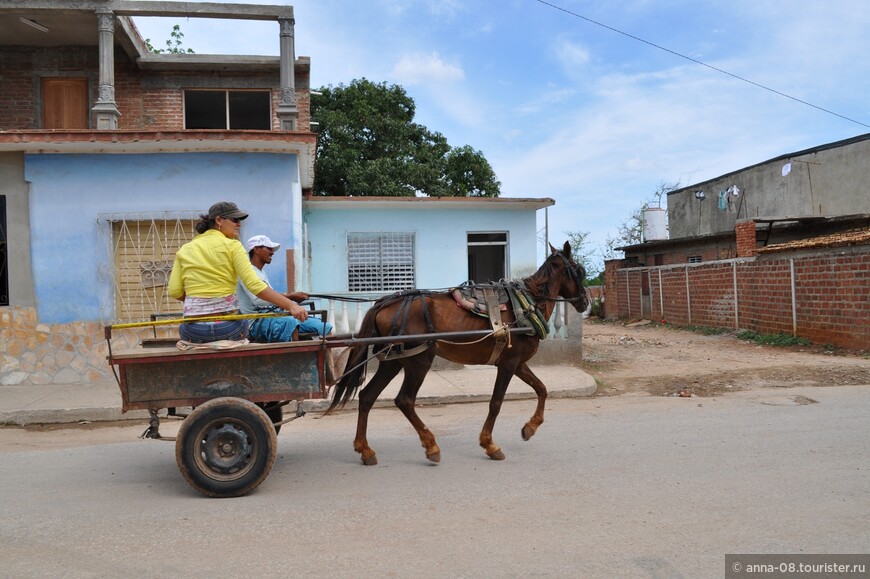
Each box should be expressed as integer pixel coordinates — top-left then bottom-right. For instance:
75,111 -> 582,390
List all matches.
105,316 -> 535,498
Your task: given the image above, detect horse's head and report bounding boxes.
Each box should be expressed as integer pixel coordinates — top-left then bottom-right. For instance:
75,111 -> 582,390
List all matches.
547,241 -> 589,313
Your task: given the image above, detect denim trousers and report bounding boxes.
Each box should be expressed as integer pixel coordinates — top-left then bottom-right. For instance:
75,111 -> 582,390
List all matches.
179,319 -> 250,343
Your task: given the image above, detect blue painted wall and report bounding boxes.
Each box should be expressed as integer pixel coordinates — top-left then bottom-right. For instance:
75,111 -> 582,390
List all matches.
25,152 -> 301,323
303,204 -> 540,295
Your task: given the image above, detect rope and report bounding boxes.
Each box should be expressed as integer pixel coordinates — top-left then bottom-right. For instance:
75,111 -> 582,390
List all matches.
436,324 -> 514,347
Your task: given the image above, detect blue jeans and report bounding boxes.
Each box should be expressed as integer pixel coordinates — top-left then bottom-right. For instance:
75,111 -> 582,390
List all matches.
179,319 -> 249,343
248,316 -> 332,343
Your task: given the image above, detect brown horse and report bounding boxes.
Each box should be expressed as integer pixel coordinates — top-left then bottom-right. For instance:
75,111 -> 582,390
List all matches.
323,241 -> 588,465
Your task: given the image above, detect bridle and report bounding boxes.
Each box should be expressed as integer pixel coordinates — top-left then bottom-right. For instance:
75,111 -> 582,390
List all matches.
545,251 -> 587,304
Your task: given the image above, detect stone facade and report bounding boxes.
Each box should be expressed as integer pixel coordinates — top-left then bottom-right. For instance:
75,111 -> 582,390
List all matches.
0,306 -> 165,385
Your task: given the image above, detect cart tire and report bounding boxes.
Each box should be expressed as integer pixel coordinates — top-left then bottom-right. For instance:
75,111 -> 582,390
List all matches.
175,397 -> 277,498
260,403 -> 283,435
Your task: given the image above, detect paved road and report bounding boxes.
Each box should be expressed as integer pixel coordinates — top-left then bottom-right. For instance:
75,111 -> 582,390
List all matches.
1,386 -> 868,578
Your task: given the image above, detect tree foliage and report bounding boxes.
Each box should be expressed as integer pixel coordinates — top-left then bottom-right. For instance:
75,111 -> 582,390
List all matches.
311,79 -> 500,197
564,230 -> 599,281
146,25 -> 194,54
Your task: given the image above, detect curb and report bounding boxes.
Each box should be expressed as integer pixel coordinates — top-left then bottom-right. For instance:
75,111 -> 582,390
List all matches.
0,384 -> 597,426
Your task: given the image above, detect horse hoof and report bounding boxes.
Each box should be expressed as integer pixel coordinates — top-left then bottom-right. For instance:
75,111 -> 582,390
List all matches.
361,454 -> 378,466
521,425 -> 535,441
488,450 -> 505,461
426,451 -> 441,463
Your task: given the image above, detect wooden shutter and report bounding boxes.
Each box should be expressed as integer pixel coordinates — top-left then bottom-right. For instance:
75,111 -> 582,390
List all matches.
41,78 -> 89,129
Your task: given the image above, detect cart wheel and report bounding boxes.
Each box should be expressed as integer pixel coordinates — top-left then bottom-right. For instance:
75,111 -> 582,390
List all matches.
175,397 -> 277,498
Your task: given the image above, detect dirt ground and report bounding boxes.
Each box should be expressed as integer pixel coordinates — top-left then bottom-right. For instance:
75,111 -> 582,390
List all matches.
580,318 -> 870,398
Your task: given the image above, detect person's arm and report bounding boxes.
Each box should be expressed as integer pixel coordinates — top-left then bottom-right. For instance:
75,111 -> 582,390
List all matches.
168,257 -> 185,301
256,287 -> 309,322
286,291 -> 309,302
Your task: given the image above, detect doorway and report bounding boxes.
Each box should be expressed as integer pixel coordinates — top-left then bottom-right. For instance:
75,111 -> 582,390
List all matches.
467,232 -> 508,283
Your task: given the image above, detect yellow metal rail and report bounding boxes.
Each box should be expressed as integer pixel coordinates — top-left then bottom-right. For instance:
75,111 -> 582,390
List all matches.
109,311 -> 288,330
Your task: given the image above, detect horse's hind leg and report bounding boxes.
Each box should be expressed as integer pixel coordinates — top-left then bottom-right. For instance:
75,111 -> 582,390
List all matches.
479,362 -> 518,460
514,362 -> 547,441
394,350 -> 441,463
354,361 -> 403,466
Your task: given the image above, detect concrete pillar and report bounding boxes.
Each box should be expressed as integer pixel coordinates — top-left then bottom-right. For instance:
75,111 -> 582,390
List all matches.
276,17 -> 298,131
92,9 -> 121,129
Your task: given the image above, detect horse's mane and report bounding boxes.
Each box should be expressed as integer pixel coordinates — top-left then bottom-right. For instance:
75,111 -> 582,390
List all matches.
522,253 -> 561,300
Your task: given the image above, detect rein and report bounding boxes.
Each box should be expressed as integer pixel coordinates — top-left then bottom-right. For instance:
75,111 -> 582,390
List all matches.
522,251 -> 586,306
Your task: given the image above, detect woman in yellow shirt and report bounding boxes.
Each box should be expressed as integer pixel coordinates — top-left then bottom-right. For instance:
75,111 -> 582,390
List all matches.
168,201 -> 308,343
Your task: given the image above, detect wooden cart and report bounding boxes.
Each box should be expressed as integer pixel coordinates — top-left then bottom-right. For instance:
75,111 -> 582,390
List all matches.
105,320 -> 535,498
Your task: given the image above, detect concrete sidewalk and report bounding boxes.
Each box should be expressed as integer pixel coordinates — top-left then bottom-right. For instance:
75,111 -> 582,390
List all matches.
0,364 -> 597,426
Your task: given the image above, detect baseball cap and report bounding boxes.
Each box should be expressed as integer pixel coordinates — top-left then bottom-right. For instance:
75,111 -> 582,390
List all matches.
207,201 -> 248,220
245,234 -> 281,252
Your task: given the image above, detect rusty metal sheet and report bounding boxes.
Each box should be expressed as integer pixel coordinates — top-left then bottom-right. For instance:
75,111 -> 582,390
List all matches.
122,349 -> 322,409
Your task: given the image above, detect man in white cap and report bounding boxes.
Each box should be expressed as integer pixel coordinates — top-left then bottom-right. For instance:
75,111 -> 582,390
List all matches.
236,234 -> 332,342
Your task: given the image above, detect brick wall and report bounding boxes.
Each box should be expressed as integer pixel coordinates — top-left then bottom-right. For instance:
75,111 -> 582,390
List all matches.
735,220 -> 758,257
605,244 -> 870,349
0,47 -> 311,132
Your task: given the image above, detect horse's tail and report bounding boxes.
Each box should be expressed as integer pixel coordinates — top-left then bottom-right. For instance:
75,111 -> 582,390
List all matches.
322,304 -> 382,415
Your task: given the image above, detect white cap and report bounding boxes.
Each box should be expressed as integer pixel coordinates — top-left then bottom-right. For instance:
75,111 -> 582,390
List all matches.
245,235 -> 281,252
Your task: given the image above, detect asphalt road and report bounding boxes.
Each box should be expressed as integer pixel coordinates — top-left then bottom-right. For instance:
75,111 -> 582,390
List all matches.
1,385 -> 868,578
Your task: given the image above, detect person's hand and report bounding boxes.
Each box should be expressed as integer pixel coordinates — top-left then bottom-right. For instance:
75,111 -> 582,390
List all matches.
287,291 -> 309,302
288,302 -> 309,322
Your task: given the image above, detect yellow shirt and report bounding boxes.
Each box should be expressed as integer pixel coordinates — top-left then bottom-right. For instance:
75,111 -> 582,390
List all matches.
168,229 -> 268,300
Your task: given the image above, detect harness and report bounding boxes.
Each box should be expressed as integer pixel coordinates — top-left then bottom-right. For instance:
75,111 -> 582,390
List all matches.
364,251 -> 582,364
377,290 -> 438,360
452,280 -> 550,363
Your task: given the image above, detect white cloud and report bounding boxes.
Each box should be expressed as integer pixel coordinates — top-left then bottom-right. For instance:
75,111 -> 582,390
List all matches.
554,38 -> 591,70
390,52 -> 465,85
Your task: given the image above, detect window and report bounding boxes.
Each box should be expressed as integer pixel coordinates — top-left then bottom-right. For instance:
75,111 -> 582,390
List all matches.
97,213 -> 200,322
347,232 -> 415,292
688,255 -> 703,263
0,196 -> 7,306
184,90 -> 271,130
467,232 -> 508,283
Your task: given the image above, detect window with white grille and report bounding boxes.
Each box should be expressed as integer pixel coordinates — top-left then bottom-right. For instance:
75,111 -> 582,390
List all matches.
97,212 -> 200,322
347,232 -> 415,292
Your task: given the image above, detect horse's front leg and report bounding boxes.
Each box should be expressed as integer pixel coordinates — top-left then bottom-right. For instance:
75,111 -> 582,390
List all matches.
479,362 -> 518,460
354,361 -> 402,465
514,362 -> 547,441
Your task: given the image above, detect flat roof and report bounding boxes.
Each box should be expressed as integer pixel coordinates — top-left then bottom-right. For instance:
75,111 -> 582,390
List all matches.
303,196 -> 555,210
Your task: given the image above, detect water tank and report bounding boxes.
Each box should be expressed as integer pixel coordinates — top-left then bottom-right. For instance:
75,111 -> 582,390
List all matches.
643,208 -> 668,241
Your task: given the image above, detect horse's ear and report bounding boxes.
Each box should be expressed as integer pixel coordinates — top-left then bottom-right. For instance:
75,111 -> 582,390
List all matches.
562,241 -> 572,257
548,242 -> 558,254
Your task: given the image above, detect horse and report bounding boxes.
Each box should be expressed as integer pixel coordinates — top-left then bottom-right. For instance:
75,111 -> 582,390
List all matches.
323,241 -> 588,465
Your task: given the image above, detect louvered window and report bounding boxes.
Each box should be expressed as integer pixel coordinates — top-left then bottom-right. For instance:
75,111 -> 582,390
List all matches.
347,232 -> 415,292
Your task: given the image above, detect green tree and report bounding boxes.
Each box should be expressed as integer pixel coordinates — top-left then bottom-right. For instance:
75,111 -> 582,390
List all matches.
146,24 -> 194,54
311,79 -> 500,197
564,230 -> 599,281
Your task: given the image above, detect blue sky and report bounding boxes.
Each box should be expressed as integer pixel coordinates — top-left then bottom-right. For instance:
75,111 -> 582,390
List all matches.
132,0 -> 870,270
